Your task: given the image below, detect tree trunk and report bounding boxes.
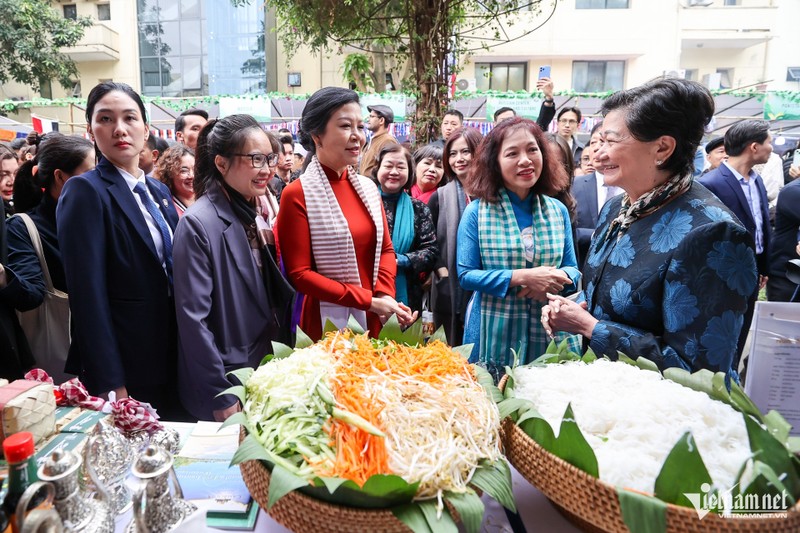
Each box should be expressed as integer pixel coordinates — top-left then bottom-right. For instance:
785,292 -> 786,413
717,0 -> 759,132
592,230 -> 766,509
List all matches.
372,44 -> 386,93
408,0 -> 452,145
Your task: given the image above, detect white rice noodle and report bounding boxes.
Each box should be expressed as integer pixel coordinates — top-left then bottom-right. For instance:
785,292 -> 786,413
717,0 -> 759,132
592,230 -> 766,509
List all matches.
363,372 -> 503,502
513,360 -> 751,494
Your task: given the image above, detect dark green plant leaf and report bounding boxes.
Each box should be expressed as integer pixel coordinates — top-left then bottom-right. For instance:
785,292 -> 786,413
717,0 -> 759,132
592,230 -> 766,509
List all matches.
392,503 -> 432,533
617,488 -> 667,533
299,474 -> 418,509
763,410 -> 792,445
271,341 -> 294,360
581,348 -> 597,363
617,351 -> 637,366
444,491 -> 483,533
654,431 -> 712,508
219,411 -> 247,431
346,315 -> 366,335
451,344 -> 474,359
260,354 -> 273,366
294,327 -> 314,348
498,397 -> 533,420
314,476 -> 352,494
554,404 -> 599,478
740,460 -> 796,508
323,319 -> 339,334
268,464 -> 310,509
216,385 -> 245,403
419,499 -> 457,533
729,380 -> 766,420
230,434 -> 272,466
378,314 -> 403,342
474,365 -> 503,404
227,367 -> 254,386
743,415 -> 800,498
400,318 -> 424,345
518,413 -> 557,453
470,460 -> 516,512
633,355 -> 659,373
429,326 -> 448,344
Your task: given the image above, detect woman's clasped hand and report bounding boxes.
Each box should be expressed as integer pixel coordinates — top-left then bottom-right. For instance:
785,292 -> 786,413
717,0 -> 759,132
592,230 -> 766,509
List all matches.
511,266 -> 572,301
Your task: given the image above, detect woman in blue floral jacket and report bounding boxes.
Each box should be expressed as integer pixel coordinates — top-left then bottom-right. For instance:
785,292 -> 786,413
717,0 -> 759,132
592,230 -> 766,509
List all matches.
542,78 -> 758,383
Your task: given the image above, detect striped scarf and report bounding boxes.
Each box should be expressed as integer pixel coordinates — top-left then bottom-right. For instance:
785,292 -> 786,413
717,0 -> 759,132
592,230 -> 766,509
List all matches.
594,172 -> 693,251
299,156 -> 384,326
477,190 -> 579,366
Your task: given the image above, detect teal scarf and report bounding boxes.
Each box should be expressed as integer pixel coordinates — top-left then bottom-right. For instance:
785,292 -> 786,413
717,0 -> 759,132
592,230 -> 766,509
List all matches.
382,190 -> 415,305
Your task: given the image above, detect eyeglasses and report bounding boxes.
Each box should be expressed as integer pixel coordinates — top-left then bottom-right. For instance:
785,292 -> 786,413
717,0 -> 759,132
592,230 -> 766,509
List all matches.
178,166 -> 194,177
234,153 -> 280,168
558,119 -> 578,125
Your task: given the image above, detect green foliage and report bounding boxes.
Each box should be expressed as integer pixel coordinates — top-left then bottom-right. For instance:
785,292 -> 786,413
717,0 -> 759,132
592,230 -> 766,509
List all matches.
0,0 -> 92,91
653,432 -> 713,508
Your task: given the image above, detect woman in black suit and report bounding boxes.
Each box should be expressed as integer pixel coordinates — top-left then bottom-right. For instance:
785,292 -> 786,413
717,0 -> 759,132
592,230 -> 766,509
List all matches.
57,82 -> 187,419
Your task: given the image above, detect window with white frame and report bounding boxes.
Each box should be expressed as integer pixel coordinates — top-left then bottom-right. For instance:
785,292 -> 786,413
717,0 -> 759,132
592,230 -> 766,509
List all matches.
475,62 -> 527,92
572,61 -> 625,92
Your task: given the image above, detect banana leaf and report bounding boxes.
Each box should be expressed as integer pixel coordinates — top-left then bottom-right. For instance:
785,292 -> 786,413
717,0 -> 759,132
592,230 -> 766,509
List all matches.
228,318 -> 512,532
499,339 -> 800,515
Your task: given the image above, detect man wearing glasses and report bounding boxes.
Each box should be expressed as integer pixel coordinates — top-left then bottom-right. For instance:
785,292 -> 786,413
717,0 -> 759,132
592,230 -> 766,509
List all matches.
360,105 -> 397,178
556,106 -> 584,165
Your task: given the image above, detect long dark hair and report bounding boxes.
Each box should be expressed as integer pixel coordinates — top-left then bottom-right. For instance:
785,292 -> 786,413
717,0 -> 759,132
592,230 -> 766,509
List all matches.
442,127 -> 482,182
194,114 -> 263,198
13,133 -> 94,213
298,87 -> 360,170
544,133 -> 578,225
466,117 -> 568,203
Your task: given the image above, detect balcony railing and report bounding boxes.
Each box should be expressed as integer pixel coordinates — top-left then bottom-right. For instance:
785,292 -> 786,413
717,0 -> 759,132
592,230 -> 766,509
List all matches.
680,1 -> 775,48
62,24 -> 120,62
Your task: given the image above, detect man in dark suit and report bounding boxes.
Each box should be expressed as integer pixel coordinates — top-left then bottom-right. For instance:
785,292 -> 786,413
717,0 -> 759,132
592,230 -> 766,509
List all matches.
57,156 -> 186,419
698,119 -> 772,363
571,122 -> 621,270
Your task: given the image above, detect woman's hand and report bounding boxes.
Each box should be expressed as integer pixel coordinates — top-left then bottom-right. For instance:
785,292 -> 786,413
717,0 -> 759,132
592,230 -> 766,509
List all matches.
511,267 -> 572,301
370,294 -> 418,326
213,402 -> 241,423
789,165 -> 800,180
542,293 -> 597,338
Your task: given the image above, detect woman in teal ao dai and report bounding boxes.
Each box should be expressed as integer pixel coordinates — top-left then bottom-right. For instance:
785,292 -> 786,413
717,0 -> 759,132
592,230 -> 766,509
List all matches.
457,117 -> 581,381
542,78 -> 757,384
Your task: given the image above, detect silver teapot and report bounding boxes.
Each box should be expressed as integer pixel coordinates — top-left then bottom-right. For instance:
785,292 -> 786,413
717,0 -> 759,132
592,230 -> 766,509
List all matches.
125,445 -> 196,533
84,421 -> 134,515
14,481 -> 63,533
37,448 -> 114,533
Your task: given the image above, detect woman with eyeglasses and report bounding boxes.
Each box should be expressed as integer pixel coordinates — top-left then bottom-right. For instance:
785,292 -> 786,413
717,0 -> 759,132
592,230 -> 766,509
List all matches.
154,145 -> 195,216
172,114 -> 294,421
276,87 -> 416,341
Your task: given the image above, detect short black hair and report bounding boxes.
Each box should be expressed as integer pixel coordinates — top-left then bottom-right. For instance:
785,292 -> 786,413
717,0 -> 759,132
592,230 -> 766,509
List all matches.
723,120 -> 770,157
443,109 -> 463,122
9,138 -> 26,151
493,107 -> 516,122
557,106 -> 582,123
175,108 -> 209,133
590,121 -> 603,136
600,78 -> 714,178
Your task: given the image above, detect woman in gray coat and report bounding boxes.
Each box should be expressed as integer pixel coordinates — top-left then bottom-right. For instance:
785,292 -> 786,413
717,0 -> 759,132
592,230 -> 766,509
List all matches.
173,114 -> 294,421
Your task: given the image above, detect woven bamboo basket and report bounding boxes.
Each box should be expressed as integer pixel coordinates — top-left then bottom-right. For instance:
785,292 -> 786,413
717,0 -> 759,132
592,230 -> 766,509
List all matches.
498,375 -> 800,533
238,427 -> 462,532
239,458 -> 412,533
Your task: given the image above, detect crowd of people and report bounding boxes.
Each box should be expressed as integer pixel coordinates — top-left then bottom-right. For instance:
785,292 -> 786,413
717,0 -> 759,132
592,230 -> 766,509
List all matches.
0,76 -> 798,421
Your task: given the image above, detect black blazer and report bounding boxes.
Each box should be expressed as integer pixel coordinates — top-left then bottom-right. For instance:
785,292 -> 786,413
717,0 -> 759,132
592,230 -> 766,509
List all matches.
56,157 -> 180,398
571,171 -> 599,269
699,164 -> 771,275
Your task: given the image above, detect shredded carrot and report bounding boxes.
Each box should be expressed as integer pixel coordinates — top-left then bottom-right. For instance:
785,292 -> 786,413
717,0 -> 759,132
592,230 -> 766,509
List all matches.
310,331 -> 474,486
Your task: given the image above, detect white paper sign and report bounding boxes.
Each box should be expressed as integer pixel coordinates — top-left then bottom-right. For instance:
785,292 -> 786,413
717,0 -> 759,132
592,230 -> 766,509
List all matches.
744,301 -> 800,436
